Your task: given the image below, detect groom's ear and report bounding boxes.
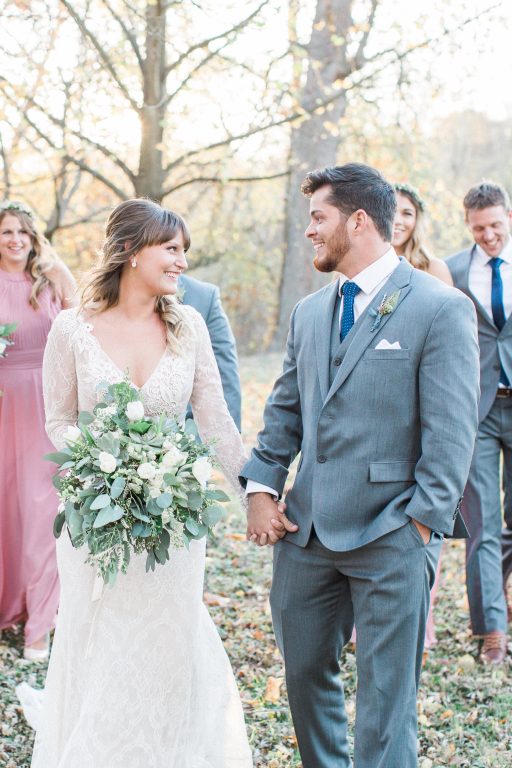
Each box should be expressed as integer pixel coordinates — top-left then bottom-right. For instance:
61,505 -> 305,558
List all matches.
351,209 -> 369,234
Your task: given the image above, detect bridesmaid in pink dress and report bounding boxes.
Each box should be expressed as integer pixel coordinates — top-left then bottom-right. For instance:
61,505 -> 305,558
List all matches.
0,201 -> 76,660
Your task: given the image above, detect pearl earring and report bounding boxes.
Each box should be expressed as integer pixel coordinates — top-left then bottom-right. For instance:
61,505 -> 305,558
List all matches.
131,258 -> 137,268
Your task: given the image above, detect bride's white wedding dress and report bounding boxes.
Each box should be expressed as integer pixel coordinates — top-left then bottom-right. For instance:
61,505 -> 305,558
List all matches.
27,306 -> 253,768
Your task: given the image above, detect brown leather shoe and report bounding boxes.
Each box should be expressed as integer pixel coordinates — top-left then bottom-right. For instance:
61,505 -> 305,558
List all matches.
480,631 -> 507,665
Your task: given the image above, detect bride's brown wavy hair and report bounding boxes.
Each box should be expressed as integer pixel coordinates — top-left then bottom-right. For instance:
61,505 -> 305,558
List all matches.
81,199 -> 192,352
0,203 -> 60,309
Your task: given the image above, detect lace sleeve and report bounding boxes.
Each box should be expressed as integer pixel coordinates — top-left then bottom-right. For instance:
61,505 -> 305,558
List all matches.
42,309 -> 79,450
188,309 -> 247,502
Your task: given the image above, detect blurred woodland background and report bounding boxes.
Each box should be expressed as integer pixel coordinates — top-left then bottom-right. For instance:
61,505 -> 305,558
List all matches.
1,0 -> 511,352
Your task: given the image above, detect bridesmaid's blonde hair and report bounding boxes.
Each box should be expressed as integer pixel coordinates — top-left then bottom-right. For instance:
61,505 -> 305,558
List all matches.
81,199 -> 191,352
394,184 -> 433,272
0,202 -> 60,310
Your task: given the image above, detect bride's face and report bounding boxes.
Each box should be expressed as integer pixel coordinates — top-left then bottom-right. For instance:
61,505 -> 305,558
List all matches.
132,230 -> 188,296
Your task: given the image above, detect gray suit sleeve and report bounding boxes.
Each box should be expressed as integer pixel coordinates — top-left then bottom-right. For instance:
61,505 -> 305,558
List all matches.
240,305 -> 303,493
204,286 -> 242,431
405,292 -> 480,535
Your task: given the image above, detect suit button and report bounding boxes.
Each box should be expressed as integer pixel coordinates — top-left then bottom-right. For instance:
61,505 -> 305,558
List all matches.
333,357 -> 341,366
317,455 -> 327,463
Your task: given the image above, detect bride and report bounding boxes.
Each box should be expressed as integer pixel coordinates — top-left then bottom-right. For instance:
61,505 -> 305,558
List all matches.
28,199 -> 253,767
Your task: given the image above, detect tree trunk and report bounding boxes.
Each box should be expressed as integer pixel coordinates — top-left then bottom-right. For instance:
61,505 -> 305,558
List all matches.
136,2 -> 166,201
272,0 -> 352,349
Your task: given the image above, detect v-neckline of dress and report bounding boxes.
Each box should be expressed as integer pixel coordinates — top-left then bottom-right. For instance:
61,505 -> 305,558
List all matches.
79,312 -> 168,391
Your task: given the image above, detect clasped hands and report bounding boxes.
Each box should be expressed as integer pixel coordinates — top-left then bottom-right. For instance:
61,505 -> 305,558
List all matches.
246,492 -> 298,547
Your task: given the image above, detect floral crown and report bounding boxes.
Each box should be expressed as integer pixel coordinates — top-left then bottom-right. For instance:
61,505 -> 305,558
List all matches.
0,200 -> 34,218
394,184 -> 425,212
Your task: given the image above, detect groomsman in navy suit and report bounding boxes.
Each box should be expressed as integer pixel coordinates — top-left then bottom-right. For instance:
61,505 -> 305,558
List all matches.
447,181 -> 512,664
179,274 -> 241,430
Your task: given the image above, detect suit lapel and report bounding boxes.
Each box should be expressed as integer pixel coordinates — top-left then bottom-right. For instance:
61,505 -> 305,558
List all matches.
324,260 -> 413,405
315,281 -> 339,402
458,246 -> 495,331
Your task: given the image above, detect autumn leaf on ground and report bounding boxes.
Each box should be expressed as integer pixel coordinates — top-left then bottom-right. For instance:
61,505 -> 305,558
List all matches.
264,676 -> 283,703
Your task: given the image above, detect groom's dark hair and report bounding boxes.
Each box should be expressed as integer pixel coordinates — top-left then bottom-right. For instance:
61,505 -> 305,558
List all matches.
301,163 -> 396,241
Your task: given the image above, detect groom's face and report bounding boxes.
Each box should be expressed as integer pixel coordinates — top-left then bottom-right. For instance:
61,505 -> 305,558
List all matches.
305,185 -> 351,273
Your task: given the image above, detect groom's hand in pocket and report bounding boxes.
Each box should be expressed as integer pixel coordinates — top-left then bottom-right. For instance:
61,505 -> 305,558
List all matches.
412,518 -> 431,545
247,493 -> 298,546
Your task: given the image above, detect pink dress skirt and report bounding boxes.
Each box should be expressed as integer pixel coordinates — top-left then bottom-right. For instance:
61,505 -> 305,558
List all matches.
0,269 -> 62,645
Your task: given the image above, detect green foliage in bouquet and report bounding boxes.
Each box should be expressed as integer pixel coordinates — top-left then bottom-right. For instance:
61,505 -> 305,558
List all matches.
0,323 -> 17,357
45,380 -> 229,586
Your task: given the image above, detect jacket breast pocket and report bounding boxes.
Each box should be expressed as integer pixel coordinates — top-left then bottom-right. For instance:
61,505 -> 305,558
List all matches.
364,349 -> 410,360
369,460 -> 416,483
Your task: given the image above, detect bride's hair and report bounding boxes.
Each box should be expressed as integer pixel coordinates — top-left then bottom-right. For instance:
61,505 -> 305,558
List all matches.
81,198 -> 192,352
0,202 -> 60,309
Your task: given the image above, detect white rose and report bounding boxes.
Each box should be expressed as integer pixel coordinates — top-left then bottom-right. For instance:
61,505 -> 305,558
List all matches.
191,457 -> 212,489
64,424 -> 82,443
137,462 -> 157,480
161,446 -> 187,469
98,451 -> 117,474
126,401 -> 145,421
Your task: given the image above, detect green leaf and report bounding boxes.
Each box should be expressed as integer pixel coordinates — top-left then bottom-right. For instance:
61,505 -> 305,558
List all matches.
206,489 -> 230,502
52,474 -> 63,490
53,511 -> 65,538
92,504 -> 124,528
145,550 -> 156,572
184,419 -> 199,437
68,508 -> 83,538
201,505 -> 224,528
59,460 -> 75,470
187,491 -> 203,511
78,411 -> 94,425
129,420 -> 152,434
90,493 -> 111,510
131,506 -> 151,523
44,451 -> 73,465
110,476 -> 126,499
185,517 -> 200,536
156,492 -> 172,509
132,522 -> 152,538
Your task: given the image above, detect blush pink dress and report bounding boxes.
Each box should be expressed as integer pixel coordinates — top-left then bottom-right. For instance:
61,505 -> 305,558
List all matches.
0,268 -> 62,645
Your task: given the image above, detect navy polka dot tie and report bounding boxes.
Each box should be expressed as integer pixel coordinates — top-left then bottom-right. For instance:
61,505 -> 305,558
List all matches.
340,281 -> 361,342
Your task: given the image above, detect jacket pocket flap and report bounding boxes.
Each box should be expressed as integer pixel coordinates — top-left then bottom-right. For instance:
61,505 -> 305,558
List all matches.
369,460 -> 416,482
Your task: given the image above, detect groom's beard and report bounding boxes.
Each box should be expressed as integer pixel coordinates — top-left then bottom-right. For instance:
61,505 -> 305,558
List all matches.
313,221 -> 350,273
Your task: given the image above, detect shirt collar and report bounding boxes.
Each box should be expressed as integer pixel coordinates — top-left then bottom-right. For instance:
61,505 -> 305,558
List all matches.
338,247 -> 400,296
475,238 -> 512,266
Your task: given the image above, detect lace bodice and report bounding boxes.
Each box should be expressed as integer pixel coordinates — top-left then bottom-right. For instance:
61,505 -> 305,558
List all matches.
42,306 -> 246,497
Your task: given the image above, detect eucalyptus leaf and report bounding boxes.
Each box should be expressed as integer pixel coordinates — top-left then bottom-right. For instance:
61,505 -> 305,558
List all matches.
187,491 -> 203,511
68,508 -> 84,538
110,476 -> 126,499
185,517 -> 200,536
132,522 -> 152,538
201,505 -> 224,528
156,492 -> 172,509
206,489 -> 230,503
78,411 -> 94,425
93,504 -> 124,528
53,511 -> 65,538
90,494 -> 111,510
44,451 -> 73,465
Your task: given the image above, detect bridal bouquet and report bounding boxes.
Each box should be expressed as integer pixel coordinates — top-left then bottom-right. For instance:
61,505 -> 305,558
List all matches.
46,380 -> 228,586
0,322 -> 17,357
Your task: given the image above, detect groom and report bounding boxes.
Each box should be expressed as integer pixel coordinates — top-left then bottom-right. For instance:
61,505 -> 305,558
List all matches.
240,164 -> 480,768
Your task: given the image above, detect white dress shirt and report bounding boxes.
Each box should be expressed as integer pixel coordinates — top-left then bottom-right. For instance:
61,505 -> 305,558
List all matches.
247,248 -> 401,498
468,239 -> 512,320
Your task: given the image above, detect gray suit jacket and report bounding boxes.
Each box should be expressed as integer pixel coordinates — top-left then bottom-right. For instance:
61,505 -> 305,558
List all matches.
241,259 -> 480,550
179,274 -> 241,430
447,245 -> 512,422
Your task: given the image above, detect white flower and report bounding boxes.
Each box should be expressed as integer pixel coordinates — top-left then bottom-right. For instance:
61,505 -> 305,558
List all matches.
175,433 -> 183,442
64,424 -> 82,443
0,339 -> 7,355
161,446 -> 187,469
137,462 -> 157,480
126,401 -> 145,421
191,457 -> 212,489
98,451 -> 117,474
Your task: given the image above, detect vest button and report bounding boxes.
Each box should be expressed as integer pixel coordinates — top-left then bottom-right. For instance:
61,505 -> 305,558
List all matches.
317,455 -> 327,463
333,357 -> 342,366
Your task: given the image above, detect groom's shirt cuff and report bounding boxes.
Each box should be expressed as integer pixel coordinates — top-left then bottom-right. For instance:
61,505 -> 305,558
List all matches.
245,480 -> 279,499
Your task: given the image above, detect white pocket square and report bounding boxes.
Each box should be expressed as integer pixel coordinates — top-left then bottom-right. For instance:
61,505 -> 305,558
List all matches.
374,339 -> 402,350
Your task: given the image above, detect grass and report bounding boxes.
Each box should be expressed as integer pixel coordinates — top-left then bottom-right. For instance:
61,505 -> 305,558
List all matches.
1,352 -> 511,767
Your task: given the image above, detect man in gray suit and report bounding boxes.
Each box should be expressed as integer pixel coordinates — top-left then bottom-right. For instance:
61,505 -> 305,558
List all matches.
447,181 -> 512,664
240,164 -> 479,768
179,273 -> 241,430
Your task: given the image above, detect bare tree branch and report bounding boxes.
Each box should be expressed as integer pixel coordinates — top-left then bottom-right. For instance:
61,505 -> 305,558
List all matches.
165,0 -> 270,76
59,0 -> 140,112
99,0 -> 144,71
62,155 -> 129,201
350,0 -> 380,71
162,170 -> 288,197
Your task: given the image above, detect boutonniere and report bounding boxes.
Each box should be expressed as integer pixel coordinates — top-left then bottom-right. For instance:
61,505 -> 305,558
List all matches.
369,290 -> 401,332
